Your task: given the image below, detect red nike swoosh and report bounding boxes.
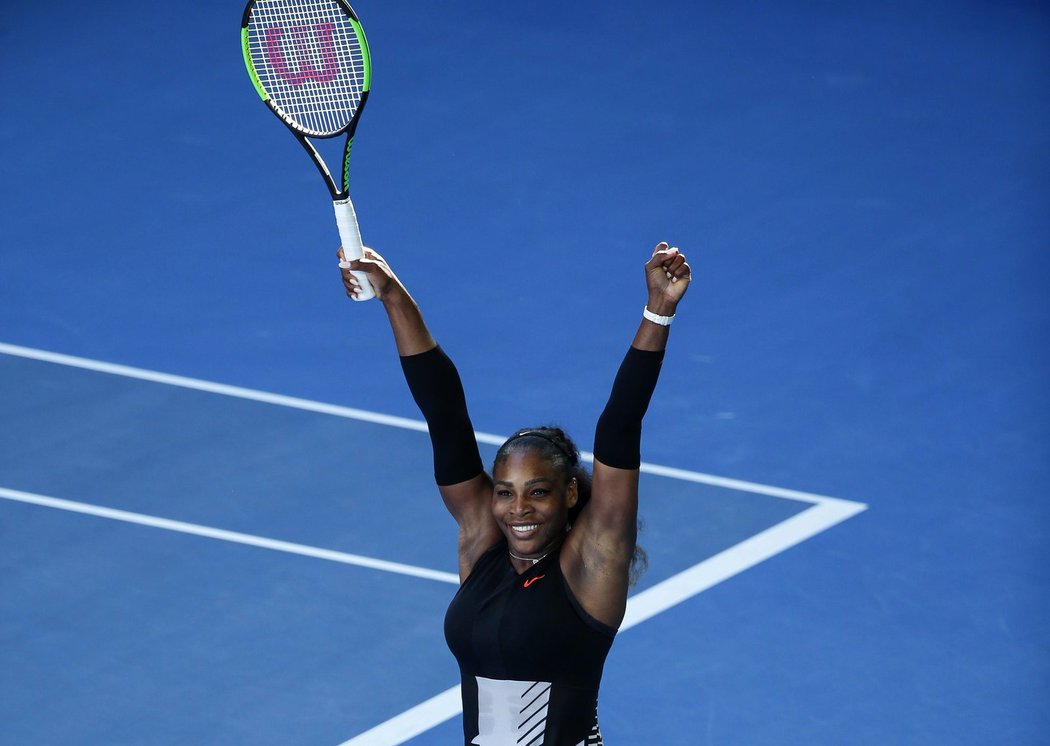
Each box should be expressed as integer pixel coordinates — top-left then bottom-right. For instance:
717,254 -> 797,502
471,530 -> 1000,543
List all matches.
523,575 -> 545,588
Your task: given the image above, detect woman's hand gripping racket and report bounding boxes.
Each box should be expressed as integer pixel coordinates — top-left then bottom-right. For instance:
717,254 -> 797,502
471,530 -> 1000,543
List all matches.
241,0 -> 375,300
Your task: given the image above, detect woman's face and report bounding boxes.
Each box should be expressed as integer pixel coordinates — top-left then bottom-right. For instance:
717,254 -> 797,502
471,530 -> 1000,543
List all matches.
492,449 -> 577,562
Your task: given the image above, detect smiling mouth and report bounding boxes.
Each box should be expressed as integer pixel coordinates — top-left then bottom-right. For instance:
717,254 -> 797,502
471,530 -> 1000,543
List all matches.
511,524 -> 539,534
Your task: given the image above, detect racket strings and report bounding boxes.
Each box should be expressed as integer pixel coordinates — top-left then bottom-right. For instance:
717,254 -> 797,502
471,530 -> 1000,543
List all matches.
247,0 -> 367,136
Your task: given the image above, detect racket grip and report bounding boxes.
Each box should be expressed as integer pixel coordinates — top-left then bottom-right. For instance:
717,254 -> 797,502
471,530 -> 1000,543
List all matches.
333,197 -> 376,302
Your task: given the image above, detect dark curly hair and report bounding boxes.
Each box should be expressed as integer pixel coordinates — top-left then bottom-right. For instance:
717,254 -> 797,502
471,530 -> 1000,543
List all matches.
493,426 -> 648,586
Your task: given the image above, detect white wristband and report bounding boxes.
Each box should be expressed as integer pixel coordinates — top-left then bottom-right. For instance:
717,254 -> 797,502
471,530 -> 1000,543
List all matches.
643,306 -> 675,326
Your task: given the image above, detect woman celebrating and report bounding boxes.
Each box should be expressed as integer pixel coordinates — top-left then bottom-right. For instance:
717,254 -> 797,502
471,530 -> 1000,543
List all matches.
339,242 -> 691,745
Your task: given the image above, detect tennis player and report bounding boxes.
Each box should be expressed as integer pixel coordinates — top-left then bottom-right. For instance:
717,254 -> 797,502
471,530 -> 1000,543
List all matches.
339,242 -> 691,745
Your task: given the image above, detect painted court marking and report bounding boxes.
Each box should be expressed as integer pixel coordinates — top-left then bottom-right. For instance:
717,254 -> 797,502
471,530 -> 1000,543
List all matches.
0,342 -> 868,745
0,487 -> 460,585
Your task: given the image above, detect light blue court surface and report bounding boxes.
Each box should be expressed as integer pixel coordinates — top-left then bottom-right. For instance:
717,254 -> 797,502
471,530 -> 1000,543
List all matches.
1,1 -> 1047,744
0,345 -> 861,744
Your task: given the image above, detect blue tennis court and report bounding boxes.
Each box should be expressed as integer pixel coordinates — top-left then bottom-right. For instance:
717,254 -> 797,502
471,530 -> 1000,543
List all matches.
1,1 -> 1046,744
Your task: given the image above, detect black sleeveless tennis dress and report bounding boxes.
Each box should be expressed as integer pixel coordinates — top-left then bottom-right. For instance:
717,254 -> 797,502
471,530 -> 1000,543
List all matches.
444,539 -> 615,745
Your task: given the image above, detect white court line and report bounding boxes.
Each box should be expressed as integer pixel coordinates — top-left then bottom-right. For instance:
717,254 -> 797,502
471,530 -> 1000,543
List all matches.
0,486 -> 460,585
619,496 -> 864,631
0,342 -> 434,435
338,685 -> 464,746
0,341 -> 869,502
0,342 -> 868,745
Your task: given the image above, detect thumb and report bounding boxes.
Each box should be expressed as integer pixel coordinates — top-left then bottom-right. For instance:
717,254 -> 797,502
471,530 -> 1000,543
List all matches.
647,244 -> 678,269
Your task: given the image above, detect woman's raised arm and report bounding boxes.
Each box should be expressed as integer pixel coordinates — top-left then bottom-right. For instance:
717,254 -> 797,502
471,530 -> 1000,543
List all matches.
339,249 -> 500,579
563,242 -> 692,626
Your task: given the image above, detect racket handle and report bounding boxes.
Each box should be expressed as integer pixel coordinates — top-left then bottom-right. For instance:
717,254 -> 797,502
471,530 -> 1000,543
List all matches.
333,197 -> 376,302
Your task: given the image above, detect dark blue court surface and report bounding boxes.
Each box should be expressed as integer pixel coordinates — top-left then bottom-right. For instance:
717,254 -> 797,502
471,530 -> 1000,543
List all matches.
1,1 -> 1047,744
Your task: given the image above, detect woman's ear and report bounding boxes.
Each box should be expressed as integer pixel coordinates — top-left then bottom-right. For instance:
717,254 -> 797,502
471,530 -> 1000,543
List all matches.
566,477 -> 578,510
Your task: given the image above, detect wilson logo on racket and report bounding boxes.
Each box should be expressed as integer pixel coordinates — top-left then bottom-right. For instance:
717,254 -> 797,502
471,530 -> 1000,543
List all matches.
264,23 -> 339,85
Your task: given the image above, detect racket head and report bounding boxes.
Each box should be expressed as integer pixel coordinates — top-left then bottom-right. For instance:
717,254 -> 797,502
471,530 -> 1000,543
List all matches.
241,0 -> 371,138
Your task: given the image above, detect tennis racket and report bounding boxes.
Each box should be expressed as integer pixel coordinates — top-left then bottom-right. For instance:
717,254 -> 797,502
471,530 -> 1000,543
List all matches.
241,0 -> 375,300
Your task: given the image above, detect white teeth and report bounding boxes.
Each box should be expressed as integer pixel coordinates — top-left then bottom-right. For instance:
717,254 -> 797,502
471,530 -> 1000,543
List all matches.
512,525 -> 539,533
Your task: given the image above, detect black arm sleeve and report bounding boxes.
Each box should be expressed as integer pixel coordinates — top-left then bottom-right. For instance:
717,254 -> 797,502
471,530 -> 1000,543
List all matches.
593,346 -> 665,470
400,346 -> 485,486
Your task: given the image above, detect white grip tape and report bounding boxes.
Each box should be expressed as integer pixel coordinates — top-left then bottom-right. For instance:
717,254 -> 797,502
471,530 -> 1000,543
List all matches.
333,198 -> 375,301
